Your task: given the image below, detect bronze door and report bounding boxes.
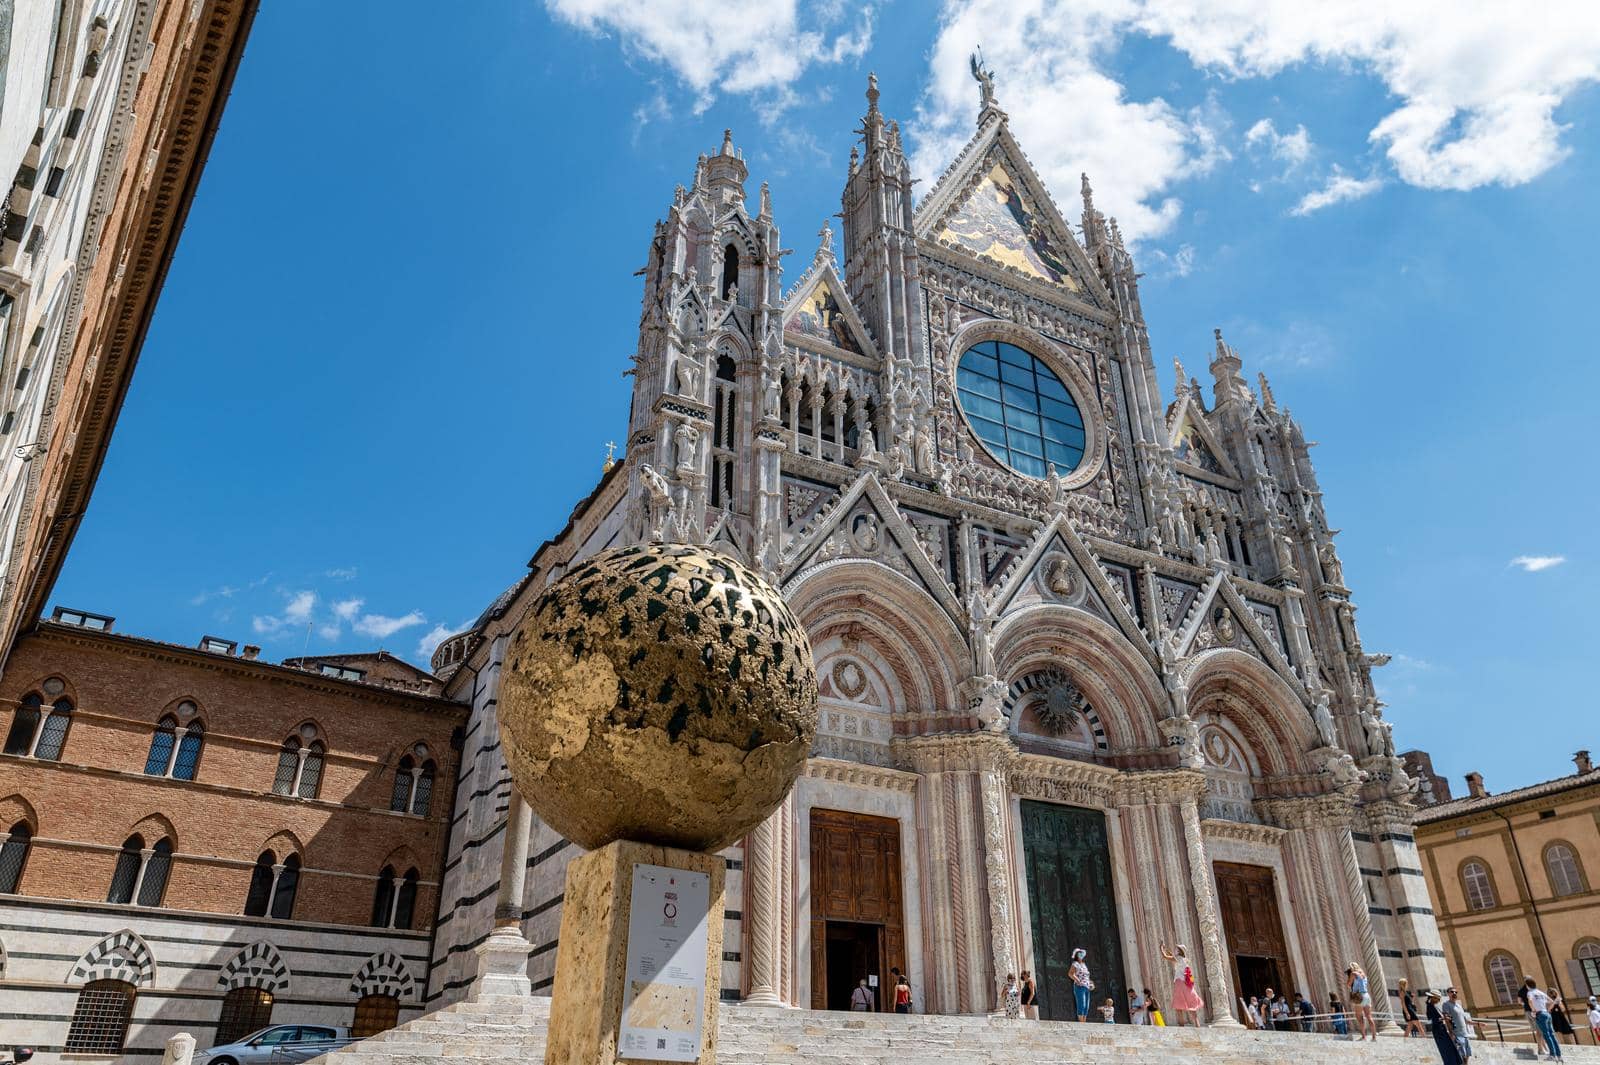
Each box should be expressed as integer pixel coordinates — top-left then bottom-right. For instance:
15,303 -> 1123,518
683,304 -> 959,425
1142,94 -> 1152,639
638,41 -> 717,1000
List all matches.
1214,861 -> 1293,1009
809,809 -> 906,1010
1020,800 -> 1128,1020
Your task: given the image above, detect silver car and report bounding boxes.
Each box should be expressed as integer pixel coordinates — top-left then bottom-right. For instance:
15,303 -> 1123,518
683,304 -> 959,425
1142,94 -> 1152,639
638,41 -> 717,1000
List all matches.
195,1025 -> 353,1065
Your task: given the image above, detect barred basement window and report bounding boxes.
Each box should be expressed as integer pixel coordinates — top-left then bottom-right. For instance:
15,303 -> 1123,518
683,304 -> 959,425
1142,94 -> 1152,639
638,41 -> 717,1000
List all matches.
64,979 -> 136,1053
351,993 -> 400,1038
0,821 -> 31,892
216,986 -> 274,1044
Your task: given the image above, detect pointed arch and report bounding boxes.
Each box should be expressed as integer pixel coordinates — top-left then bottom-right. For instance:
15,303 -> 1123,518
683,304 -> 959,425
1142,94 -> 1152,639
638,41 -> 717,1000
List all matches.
992,602 -> 1166,749
68,929 -> 155,986
217,941 -> 291,993
128,812 -> 178,847
350,951 -> 416,1001
0,794 -> 38,831
1180,648 -> 1318,776
260,829 -> 305,859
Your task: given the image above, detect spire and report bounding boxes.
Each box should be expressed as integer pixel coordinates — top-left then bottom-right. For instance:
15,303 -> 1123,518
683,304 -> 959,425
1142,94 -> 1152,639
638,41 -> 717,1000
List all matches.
719,128 -> 735,156
866,71 -> 880,114
862,72 -> 886,151
759,181 -> 772,220
1081,172 -> 1109,254
1209,327 -> 1252,409
1173,357 -> 1188,395
1258,372 -> 1277,412
702,129 -> 748,198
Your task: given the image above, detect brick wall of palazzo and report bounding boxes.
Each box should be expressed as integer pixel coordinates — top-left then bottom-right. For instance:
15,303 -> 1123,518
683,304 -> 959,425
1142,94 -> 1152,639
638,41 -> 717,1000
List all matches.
0,623 -> 465,1061
412,70 -> 1449,1034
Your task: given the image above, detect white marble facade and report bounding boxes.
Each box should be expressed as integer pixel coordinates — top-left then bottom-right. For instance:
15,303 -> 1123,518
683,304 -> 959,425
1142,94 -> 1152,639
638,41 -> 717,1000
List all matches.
424,67 -> 1449,1025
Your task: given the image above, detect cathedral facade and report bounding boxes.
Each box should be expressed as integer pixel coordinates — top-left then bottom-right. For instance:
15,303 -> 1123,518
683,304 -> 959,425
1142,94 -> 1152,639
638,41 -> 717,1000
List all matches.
425,69 -> 1447,1024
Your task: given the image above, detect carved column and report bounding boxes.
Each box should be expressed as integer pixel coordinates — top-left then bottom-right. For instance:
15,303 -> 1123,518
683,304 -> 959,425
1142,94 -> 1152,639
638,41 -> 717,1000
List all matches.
977,757 -> 1017,990
1177,787 -> 1240,1026
472,796 -> 534,999
742,805 -> 784,1006
1337,818 -> 1398,1031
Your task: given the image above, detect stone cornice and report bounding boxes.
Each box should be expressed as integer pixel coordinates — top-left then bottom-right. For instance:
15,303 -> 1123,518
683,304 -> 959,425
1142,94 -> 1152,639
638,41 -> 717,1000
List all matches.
1256,792 -> 1358,829
893,731 -> 1017,774
1114,767 -> 1208,805
804,756 -> 920,794
1202,818 -> 1287,846
1010,754 -> 1119,806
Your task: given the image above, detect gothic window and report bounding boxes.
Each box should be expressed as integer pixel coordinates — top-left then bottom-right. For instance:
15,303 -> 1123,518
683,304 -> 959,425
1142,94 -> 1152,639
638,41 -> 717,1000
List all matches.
1575,941 -> 1600,997
5,690 -> 72,759
955,340 -> 1084,478
64,979 -> 136,1053
1461,860 -> 1496,911
106,834 -> 173,906
395,868 -> 418,929
710,355 -> 737,509
351,993 -> 400,1038
1544,842 -> 1586,897
1486,952 -> 1521,1006
273,725 -> 325,798
370,864 -> 395,927
244,850 -> 300,918
389,747 -> 435,815
144,713 -> 204,780
370,865 -> 420,929
0,821 -> 30,892
216,987 -> 274,1044
720,244 -> 739,299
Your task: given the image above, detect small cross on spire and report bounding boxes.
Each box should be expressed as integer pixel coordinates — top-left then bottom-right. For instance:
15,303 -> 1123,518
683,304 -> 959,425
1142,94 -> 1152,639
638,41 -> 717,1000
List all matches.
603,441 -> 617,472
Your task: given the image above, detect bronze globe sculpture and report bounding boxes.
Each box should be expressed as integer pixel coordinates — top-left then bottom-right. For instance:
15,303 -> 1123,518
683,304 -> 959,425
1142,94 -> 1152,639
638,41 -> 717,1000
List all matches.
499,543 -> 818,853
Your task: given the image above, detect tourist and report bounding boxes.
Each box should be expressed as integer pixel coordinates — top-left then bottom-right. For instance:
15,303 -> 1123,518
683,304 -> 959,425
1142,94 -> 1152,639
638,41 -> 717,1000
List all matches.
1297,991 -> 1316,1032
1443,987 -> 1472,1061
1145,989 -> 1165,1027
1002,973 -> 1022,1020
1426,990 -> 1462,1065
1069,948 -> 1094,1022
1160,943 -> 1204,1026
1330,994 -> 1348,1037
1128,987 -> 1147,1025
850,977 -> 874,1012
1347,964 -> 1377,1041
1019,970 -> 1038,1020
1587,997 -> 1600,1044
1262,987 -> 1277,1030
1402,978 -> 1424,1037
1245,995 -> 1263,1030
1526,978 -> 1562,1059
893,974 -> 912,1015
1551,991 -> 1574,1046
1271,993 -> 1291,1032
1099,997 -> 1117,1023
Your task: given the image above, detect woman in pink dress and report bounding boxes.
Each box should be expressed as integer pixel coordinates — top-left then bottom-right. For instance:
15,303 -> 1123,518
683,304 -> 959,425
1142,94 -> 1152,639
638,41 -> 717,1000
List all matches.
1161,943 -> 1204,1026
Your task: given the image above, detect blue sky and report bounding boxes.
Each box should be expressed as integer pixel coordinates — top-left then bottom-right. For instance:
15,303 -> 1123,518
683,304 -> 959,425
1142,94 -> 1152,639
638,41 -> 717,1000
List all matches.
51,1 -> 1600,794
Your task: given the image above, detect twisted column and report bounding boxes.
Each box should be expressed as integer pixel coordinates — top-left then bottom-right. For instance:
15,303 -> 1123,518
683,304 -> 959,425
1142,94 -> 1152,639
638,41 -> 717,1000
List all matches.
1179,795 -> 1241,1027
743,807 -> 784,1006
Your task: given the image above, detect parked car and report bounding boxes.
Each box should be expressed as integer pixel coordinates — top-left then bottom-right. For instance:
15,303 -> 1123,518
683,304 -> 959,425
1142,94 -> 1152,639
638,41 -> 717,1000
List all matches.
195,1025 -> 354,1065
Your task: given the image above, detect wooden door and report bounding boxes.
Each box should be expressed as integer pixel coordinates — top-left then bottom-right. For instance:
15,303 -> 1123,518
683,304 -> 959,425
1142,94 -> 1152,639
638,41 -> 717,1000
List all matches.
1020,801 -> 1128,1020
809,809 -> 905,1010
1214,861 -> 1293,1007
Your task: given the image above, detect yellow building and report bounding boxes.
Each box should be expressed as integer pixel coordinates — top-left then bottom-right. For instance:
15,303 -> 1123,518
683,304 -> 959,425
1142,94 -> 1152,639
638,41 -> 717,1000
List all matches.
1414,751 -> 1600,1031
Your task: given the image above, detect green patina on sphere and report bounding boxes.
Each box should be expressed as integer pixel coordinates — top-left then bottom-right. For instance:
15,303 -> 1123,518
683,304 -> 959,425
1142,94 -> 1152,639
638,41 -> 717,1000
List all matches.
499,543 -> 818,852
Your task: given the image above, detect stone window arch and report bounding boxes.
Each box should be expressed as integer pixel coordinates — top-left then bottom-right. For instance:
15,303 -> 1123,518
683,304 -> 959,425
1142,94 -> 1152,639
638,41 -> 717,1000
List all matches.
1574,939 -> 1600,997
217,940 -> 290,995
1459,858 -> 1497,911
1485,951 -> 1521,1006
370,865 -> 419,930
144,706 -> 204,780
350,951 -> 416,1003
3,685 -> 73,760
1543,841 -> 1586,897
389,744 -> 434,815
106,834 -> 173,907
68,929 -> 155,987
0,819 -> 31,893
244,850 -> 300,919
273,723 -> 325,798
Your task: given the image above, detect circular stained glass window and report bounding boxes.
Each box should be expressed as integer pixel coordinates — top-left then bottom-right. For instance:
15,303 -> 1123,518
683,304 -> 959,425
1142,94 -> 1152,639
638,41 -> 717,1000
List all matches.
955,340 -> 1085,478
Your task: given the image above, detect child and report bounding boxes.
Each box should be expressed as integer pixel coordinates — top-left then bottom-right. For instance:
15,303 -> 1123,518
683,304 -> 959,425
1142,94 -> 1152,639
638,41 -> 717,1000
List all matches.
1146,989 -> 1165,1027
1099,997 -> 1117,1023
1329,993 -> 1348,1036
1587,997 -> 1599,1045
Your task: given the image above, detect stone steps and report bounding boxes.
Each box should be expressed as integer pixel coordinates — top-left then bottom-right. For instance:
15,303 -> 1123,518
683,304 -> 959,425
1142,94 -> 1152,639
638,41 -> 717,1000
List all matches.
312,996 -> 1586,1065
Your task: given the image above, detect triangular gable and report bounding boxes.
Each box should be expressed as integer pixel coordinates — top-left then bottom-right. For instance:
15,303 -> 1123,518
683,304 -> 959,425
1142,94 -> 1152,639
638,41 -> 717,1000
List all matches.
781,260 -> 878,359
1168,396 -> 1239,479
781,471 -> 962,622
987,513 -> 1156,667
1173,574 -> 1304,695
915,120 -> 1108,309
1213,578 -> 1303,691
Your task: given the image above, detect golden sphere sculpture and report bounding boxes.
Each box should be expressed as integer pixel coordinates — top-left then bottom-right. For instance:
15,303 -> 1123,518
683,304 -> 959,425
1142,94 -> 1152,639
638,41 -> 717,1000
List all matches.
499,543 -> 818,852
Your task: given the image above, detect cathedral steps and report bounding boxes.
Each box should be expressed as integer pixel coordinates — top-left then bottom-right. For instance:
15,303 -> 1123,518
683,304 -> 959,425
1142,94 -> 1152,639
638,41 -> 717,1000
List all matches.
312,995 -> 1595,1065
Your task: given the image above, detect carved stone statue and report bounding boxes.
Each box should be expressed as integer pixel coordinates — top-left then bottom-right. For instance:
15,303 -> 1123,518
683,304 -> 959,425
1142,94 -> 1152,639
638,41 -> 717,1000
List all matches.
674,422 -> 699,477
639,464 -> 674,540
967,591 -> 997,679
969,51 -> 998,112
1159,714 -> 1204,769
1319,540 -> 1344,586
1311,690 -> 1337,748
1214,609 -> 1236,645
1045,556 -> 1075,598
1274,533 -> 1298,579
675,356 -> 703,398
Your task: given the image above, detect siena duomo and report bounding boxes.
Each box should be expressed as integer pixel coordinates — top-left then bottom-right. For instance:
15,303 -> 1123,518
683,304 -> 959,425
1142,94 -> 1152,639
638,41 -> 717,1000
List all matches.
0,66 -> 1448,1058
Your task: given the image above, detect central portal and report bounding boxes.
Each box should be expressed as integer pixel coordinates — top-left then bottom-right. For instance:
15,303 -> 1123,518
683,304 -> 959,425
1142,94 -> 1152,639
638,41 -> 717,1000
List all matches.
809,808 -> 905,1011
1214,861 -> 1293,1016
1020,801 -> 1128,1021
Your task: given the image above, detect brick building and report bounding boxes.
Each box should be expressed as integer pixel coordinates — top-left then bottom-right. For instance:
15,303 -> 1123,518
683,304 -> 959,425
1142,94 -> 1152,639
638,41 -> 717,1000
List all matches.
1413,752 -> 1600,1036
0,612 -> 467,1061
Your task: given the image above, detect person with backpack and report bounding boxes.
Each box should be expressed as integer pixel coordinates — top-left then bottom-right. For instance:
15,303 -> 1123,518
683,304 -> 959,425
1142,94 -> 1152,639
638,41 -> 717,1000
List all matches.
1347,964 -> 1377,1041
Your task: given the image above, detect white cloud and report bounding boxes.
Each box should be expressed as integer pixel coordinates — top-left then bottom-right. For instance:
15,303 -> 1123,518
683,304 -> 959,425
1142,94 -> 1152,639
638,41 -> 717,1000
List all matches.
283,590 -> 316,622
1245,117 -> 1312,166
416,620 -> 473,663
325,567 -> 358,581
1510,555 -> 1567,573
545,0 -> 874,115
913,1 -> 1600,240
333,598 -> 364,621
251,589 -> 317,637
1290,169 -> 1382,215
353,610 -> 427,640
1146,242 -> 1196,279
189,584 -> 238,607
317,623 -> 342,641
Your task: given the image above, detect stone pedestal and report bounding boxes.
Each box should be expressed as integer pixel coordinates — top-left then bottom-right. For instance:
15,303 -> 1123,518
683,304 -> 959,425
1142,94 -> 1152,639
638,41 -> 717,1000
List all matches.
471,924 -> 534,999
545,840 -> 725,1065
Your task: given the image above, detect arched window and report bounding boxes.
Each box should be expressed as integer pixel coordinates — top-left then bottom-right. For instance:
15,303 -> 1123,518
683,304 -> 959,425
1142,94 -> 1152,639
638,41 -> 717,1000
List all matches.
1576,940 -> 1600,997
272,726 -> 325,799
370,866 -> 420,929
720,244 -> 739,299
1545,842 -> 1586,897
271,854 -> 299,919
351,993 -> 400,1038
64,978 -> 136,1052
144,713 -> 204,780
107,834 -> 173,906
4,691 -> 72,759
217,986 -> 274,1044
389,746 -> 435,815
0,821 -> 31,893
710,355 -> 737,509
395,868 -> 418,929
244,851 -> 276,916
1461,859 -> 1496,910
1487,952 -> 1521,1006
370,864 -> 395,927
